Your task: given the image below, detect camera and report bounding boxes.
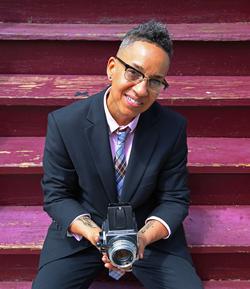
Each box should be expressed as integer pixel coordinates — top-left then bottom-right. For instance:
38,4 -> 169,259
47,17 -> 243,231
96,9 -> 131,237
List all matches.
97,203 -> 138,270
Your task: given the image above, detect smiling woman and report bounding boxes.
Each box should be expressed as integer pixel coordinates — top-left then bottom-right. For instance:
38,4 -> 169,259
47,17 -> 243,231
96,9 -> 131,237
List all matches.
32,20 -> 203,289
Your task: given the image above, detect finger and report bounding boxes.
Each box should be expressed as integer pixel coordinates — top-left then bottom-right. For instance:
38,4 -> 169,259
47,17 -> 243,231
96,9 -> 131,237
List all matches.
102,255 -> 110,263
138,246 -> 145,259
105,263 -> 124,273
94,235 -> 100,243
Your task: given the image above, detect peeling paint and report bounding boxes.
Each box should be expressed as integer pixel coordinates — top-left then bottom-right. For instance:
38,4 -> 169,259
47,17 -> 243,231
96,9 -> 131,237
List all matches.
19,162 -> 38,167
32,156 -> 40,161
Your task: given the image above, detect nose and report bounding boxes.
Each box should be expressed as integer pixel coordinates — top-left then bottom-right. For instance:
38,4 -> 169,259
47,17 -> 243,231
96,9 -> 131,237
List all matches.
132,79 -> 148,96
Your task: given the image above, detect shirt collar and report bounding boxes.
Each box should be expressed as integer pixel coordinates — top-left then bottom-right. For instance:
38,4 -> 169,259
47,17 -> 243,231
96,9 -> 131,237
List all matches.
103,87 -> 140,134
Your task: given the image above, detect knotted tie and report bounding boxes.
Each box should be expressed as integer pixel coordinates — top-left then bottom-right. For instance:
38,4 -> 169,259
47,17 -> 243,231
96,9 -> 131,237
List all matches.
114,128 -> 130,200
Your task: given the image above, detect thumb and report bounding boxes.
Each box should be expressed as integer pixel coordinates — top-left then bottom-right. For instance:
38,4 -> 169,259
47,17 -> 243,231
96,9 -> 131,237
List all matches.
138,243 -> 145,259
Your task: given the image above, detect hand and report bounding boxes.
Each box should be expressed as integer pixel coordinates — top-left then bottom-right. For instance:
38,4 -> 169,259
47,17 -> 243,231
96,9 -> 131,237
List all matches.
137,220 -> 169,259
69,216 -> 102,247
101,253 -> 128,273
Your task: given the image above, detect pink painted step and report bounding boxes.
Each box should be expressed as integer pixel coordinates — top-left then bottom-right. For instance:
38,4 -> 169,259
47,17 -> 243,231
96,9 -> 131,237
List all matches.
1,23 -> 250,41
1,137 -> 250,174
1,280 -> 250,289
1,75 -> 250,137
0,24 -> 250,75
0,206 -> 250,280
1,206 -> 249,253
0,0 -> 250,24
1,75 -> 250,106
1,137 -> 250,206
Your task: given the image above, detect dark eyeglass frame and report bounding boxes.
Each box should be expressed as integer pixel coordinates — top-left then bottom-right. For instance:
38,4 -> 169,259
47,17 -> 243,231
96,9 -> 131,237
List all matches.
115,56 -> 169,91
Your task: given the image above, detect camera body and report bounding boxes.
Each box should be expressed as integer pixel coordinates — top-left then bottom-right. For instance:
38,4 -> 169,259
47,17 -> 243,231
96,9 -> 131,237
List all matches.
97,203 -> 138,270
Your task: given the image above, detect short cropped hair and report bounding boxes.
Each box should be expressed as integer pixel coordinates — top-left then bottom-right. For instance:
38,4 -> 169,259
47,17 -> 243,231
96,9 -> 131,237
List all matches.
120,20 -> 173,58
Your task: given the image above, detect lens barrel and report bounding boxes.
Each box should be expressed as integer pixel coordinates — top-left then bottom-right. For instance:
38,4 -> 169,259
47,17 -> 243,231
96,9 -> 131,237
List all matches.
108,238 -> 137,269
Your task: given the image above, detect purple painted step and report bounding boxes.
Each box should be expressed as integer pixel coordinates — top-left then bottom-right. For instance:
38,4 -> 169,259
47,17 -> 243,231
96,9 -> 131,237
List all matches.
0,24 -> 250,75
0,206 -> 250,280
1,0 -> 250,23
1,23 -> 250,41
1,137 -> 250,206
1,206 -> 249,253
1,74 -> 250,137
1,137 -> 250,173
1,280 -> 250,289
1,75 -> 250,106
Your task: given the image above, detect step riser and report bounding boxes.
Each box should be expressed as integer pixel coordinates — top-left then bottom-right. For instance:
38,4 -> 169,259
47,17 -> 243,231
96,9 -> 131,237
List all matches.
1,253 -> 249,281
0,175 -> 42,206
1,106 -> 250,137
1,173 -> 250,206
1,41 -> 250,75
193,253 -> 250,280
189,173 -> 250,205
1,0 -> 250,24
0,255 -> 38,281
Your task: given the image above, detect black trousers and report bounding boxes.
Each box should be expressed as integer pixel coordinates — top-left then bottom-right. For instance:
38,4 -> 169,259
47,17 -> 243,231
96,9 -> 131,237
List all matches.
32,247 -> 203,289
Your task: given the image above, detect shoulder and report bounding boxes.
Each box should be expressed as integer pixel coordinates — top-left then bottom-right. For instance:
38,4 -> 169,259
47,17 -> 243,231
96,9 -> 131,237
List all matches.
49,87 -> 107,125
151,101 -> 187,129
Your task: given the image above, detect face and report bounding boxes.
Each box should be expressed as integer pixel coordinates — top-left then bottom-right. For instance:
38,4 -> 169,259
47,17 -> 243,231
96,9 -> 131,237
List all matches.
106,41 -> 170,126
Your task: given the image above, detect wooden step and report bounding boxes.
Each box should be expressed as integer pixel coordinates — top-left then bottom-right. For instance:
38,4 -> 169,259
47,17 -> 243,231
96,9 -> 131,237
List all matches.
1,75 -> 250,106
1,137 -> 250,174
1,74 -> 250,137
1,206 -> 249,253
1,280 -> 250,289
1,137 -> 250,205
0,206 -> 249,280
0,0 -> 250,24
1,23 -> 250,41
0,23 -> 250,75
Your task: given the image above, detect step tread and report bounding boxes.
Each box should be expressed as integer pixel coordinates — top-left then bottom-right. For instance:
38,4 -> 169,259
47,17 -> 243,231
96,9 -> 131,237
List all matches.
0,280 -> 250,289
0,137 -> 250,173
1,22 -> 250,41
1,0 -> 250,24
1,74 -> 250,106
0,205 -> 249,253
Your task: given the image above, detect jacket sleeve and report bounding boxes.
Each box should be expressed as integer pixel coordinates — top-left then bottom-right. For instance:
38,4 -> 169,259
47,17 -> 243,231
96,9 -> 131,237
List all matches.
42,112 -> 88,237
148,121 -> 190,235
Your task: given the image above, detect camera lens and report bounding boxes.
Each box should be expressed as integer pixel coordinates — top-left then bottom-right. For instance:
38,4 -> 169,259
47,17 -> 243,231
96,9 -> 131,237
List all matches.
108,238 -> 137,269
113,248 -> 133,264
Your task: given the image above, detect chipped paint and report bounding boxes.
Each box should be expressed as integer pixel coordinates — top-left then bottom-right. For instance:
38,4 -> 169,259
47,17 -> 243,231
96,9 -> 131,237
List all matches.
32,156 -> 40,161
0,151 -> 11,154
0,244 -> 43,249
236,163 -> 250,167
18,162 -> 39,167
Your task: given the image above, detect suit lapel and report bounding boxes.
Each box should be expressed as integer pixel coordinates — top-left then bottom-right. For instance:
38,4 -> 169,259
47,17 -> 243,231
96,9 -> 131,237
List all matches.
121,103 -> 160,202
84,90 -> 118,203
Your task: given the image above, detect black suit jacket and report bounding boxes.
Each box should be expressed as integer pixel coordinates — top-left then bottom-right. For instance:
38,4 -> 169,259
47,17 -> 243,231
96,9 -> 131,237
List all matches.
39,88 -> 191,268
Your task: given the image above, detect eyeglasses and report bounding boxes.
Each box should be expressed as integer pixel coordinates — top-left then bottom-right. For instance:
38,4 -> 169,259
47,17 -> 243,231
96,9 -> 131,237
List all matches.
115,56 -> 169,92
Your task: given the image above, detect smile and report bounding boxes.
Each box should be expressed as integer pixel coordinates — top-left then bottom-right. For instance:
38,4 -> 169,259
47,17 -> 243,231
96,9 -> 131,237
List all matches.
125,95 -> 143,106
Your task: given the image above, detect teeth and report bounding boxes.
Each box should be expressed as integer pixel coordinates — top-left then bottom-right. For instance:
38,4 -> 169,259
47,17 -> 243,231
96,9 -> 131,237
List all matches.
127,96 -> 141,105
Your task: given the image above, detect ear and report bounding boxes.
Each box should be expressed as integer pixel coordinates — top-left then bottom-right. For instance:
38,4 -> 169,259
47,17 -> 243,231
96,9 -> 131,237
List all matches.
106,57 -> 116,80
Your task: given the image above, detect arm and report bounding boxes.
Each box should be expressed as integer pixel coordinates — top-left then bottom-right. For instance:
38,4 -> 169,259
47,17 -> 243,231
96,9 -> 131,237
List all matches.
42,113 -> 96,239
148,121 -> 189,231
138,121 -> 189,256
